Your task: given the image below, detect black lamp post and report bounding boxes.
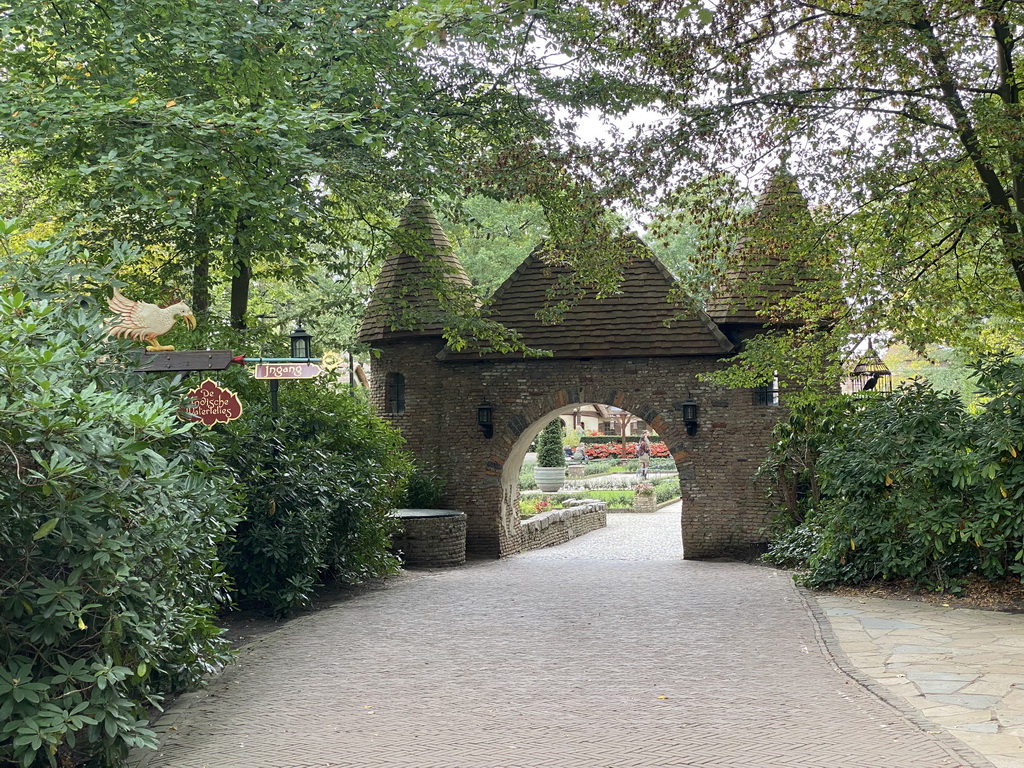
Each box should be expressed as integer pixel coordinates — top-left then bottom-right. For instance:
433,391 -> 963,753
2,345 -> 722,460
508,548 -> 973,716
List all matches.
477,403 -> 493,439
290,324 -> 313,360
681,399 -> 699,437
271,325 -> 315,415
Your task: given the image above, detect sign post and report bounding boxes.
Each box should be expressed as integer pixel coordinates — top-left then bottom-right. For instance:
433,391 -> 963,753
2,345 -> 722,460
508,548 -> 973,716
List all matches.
254,362 -> 322,380
183,379 -> 243,428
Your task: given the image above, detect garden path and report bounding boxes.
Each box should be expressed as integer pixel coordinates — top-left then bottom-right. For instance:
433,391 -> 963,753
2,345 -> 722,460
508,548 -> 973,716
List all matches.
131,504 -> 1008,768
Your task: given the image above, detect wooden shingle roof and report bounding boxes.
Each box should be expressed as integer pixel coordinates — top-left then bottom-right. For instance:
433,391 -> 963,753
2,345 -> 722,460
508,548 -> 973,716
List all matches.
707,170 -> 811,326
358,199 -> 475,344
444,239 -> 733,359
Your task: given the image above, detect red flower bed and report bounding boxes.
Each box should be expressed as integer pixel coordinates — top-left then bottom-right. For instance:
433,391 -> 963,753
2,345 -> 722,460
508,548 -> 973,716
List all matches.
584,441 -> 670,459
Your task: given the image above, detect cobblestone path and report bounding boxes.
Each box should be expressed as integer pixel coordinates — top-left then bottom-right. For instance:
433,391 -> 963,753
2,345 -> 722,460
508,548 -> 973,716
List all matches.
135,506 -> 987,768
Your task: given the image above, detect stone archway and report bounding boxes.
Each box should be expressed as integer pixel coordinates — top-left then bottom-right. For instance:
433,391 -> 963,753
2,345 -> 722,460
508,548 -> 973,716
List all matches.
359,341 -> 784,559
497,395 -> 689,555
358,192 -> 808,559
471,369 -> 781,558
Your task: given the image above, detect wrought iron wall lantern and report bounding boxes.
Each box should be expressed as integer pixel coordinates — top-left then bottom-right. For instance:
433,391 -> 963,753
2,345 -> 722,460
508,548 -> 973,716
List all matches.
477,403 -> 494,439
681,399 -> 699,437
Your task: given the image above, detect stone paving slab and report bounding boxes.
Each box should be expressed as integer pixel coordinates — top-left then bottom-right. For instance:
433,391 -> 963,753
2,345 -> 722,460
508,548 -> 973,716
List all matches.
132,506 -> 989,768
815,594 -> 1024,768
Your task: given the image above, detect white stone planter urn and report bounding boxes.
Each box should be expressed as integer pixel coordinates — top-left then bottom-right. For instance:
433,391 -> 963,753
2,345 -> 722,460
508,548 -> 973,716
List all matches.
534,466 -> 566,493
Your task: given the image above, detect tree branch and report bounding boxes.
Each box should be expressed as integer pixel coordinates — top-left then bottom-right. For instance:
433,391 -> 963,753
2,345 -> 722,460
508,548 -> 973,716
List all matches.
913,13 -> 1024,293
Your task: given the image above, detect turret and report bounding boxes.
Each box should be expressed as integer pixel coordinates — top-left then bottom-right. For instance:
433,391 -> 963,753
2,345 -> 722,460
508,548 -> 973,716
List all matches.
706,169 -> 814,341
358,198 -> 474,345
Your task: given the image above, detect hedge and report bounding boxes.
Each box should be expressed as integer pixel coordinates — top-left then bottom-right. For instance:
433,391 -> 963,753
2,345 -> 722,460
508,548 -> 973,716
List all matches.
580,434 -> 645,444
763,360 -> 1024,591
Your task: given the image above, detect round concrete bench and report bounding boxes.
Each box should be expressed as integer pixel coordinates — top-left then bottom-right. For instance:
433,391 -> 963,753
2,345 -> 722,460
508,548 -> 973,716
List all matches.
389,509 -> 467,568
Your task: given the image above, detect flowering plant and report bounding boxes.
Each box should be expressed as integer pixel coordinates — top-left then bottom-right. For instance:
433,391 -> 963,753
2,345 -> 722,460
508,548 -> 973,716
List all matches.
583,441 -> 670,460
520,496 -> 554,517
634,482 -> 655,496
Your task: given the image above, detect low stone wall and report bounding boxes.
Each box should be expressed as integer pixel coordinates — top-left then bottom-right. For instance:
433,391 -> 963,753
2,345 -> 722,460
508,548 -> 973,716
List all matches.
633,492 -> 657,513
521,500 -> 607,552
390,509 -> 467,568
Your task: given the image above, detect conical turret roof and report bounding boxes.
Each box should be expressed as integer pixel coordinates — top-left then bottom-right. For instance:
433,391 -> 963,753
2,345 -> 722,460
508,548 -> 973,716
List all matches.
706,169 -> 812,326
358,199 -> 474,344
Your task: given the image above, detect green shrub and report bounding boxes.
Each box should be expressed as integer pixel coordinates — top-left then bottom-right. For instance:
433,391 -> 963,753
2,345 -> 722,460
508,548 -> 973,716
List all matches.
967,357 -> 1024,578
808,383 -> 981,590
582,460 -> 618,476
519,459 -> 537,490
763,363 -> 1024,590
762,523 -> 823,569
653,478 -> 680,503
211,375 -> 411,616
402,465 -> 445,508
535,419 -> 566,468
757,396 -> 847,529
0,228 -> 238,768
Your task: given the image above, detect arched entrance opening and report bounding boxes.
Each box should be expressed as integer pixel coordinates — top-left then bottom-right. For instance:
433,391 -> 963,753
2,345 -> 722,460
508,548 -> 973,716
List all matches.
499,401 -> 688,553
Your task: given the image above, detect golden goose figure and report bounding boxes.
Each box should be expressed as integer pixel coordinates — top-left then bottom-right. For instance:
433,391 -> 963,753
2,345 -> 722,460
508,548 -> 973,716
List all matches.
107,288 -> 196,351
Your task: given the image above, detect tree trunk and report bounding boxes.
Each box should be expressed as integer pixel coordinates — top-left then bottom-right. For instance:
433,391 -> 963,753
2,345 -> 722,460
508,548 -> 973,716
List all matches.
230,215 -> 252,330
192,255 -> 211,320
189,195 -> 213,320
230,260 -> 251,330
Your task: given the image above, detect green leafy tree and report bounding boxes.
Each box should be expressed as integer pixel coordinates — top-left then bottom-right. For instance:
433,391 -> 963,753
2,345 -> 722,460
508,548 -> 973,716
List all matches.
644,212 -> 701,281
885,343 -> 980,401
442,196 -> 548,298
0,224 -> 238,768
568,0 -> 1024,362
0,1 -> 645,346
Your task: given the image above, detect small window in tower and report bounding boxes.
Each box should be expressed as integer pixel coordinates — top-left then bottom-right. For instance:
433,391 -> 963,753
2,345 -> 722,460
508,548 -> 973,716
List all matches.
385,372 -> 406,414
754,373 -> 780,406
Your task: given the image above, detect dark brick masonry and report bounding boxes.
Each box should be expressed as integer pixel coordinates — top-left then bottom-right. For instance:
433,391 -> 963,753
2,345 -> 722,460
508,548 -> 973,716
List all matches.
367,339 -> 784,559
358,197 -> 804,560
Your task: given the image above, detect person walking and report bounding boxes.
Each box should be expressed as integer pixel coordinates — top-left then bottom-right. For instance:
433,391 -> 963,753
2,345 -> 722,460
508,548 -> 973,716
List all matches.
635,430 -> 652,479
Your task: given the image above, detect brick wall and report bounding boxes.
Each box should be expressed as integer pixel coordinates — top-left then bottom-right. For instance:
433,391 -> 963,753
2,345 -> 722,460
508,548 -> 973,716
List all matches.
390,511 -> 467,568
368,339 -> 786,559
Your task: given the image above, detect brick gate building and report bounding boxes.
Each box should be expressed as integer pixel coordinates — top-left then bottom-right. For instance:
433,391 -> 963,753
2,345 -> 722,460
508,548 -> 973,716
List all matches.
359,182 -> 805,559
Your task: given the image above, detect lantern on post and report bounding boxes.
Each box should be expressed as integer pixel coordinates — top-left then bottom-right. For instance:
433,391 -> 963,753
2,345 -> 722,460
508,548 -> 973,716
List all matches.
268,325 -> 316,415
851,340 -> 891,395
289,324 -> 313,360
